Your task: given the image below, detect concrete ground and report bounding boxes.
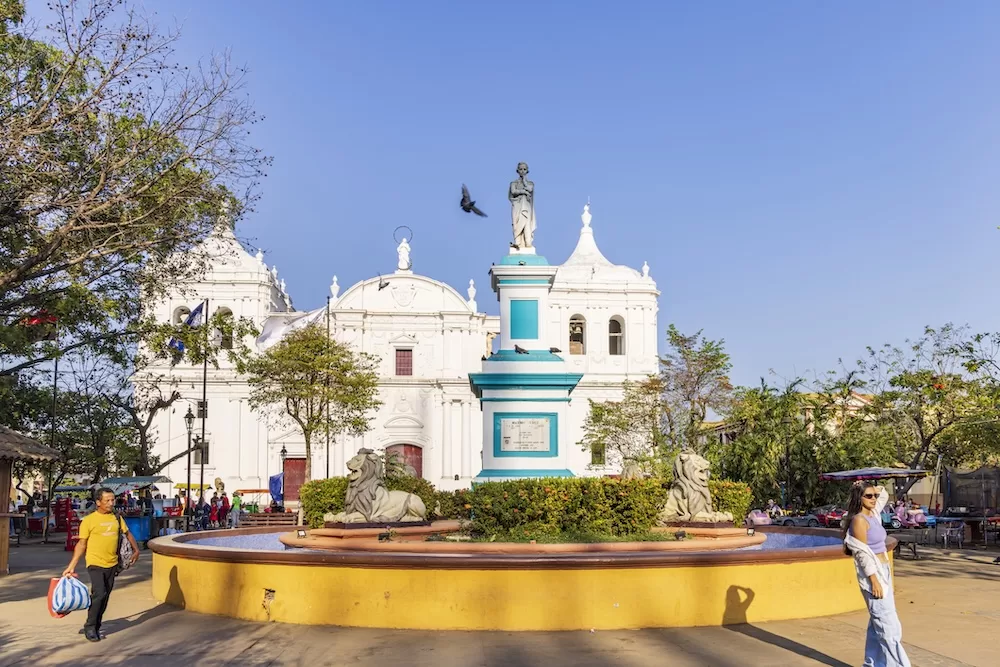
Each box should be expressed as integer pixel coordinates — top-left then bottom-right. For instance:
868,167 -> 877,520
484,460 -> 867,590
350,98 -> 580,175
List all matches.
1,538 -> 997,667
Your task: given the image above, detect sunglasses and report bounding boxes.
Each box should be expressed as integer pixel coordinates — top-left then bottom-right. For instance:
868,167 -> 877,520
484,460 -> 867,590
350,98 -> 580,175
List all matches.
862,493 -> 878,499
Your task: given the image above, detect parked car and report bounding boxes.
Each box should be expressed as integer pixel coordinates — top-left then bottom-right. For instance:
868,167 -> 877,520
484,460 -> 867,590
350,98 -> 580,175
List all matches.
777,512 -> 821,528
811,505 -> 846,528
745,509 -> 772,527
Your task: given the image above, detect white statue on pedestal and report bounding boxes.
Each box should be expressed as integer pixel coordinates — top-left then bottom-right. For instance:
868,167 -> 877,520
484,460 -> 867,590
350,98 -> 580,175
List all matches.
397,237 -> 411,271
509,162 -> 536,250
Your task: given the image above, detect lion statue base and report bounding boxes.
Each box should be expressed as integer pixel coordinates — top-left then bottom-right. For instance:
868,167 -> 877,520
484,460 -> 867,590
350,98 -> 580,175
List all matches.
657,450 -> 733,525
325,449 -> 427,524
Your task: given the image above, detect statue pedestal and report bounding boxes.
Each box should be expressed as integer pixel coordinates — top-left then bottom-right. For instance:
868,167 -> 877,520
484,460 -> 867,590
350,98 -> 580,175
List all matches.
469,252 -> 582,482
323,520 -> 432,530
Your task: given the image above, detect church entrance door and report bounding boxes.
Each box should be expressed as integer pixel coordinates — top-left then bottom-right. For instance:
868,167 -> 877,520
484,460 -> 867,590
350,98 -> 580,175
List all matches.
282,458 -> 307,502
386,444 -> 423,479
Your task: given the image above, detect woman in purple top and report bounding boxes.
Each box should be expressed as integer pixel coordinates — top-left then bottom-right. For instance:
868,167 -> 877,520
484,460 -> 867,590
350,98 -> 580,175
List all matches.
842,481 -> 911,667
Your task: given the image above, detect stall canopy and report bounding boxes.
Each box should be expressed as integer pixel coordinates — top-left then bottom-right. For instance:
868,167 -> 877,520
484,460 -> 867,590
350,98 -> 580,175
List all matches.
99,475 -> 171,496
820,467 -> 931,482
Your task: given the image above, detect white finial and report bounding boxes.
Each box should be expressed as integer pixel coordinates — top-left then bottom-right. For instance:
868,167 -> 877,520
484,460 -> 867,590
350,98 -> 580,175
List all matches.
642,261 -> 650,278
467,279 -> 477,310
280,278 -> 286,293
255,248 -> 264,263
330,275 -> 340,299
396,236 -> 412,272
270,265 -> 278,281
581,203 -> 592,229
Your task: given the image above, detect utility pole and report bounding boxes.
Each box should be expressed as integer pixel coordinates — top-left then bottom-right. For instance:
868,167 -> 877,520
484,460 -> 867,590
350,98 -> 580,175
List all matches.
199,298 -> 209,500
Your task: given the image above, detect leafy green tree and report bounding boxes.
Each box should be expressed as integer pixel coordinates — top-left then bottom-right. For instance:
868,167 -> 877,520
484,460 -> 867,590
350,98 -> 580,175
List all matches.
0,0 -> 268,376
860,324 -> 997,492
659,324 -> 733,451
579,377 -> 669,475
241,324 -> 381,482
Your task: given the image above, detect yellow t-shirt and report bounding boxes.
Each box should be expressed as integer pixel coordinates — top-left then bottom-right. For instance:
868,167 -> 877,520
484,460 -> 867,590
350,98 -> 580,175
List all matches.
78,511 -> 128,569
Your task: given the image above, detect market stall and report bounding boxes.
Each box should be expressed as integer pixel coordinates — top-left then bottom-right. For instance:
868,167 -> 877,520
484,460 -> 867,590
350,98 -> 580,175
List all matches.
0,425 -> 59,576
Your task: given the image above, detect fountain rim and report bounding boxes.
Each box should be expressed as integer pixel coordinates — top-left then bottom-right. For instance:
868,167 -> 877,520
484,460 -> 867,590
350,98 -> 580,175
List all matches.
148,525 -> 891,570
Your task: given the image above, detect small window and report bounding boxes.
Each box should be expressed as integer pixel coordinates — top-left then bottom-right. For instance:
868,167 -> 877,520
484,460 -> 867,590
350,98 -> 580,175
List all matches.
395,349 -> 413,376
569,316 -> 586,355
609,317 -> 624,356
591,442 -> 605,466
173,306 -> 191,325
193,438 -> 210,465
216,307 -> 234,350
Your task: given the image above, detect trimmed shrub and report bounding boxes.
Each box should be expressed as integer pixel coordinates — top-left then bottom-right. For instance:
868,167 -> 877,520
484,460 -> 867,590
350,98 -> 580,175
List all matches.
299,475 -> 437,528
469,477 -> 669,540
708,479 -> 753,523
434,488 -> 473,521
299,477 -> 349,529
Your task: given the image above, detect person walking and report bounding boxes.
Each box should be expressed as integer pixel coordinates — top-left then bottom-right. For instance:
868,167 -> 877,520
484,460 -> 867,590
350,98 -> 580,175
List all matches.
63,488 -> 140,642
229,491 -> 242,528
842,481 -> 911,667
219,492 -> 230,527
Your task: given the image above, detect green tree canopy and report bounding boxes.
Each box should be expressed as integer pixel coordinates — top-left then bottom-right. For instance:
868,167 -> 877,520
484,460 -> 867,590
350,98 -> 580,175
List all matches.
241,324 -> 381,482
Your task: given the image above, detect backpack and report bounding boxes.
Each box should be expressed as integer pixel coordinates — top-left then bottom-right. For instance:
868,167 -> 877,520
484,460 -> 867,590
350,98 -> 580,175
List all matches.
114,513 -> 135,574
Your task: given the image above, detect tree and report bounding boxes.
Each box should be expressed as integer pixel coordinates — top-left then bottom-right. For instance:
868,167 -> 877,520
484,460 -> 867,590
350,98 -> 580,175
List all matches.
579,377 -> 668,475
860,324 -> 997,493
659,324 -> 733,451
0,0 -> 268,376
241,324 -> 381,482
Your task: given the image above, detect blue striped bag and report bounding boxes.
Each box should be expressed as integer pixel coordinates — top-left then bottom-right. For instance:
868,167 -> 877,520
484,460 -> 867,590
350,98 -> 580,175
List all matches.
49,575 -> 91,616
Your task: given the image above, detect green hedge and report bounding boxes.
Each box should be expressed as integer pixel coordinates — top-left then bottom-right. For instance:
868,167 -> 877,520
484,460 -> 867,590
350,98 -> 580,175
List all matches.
300,475 -> 753,532
468,478 -> 669,539
707,479 -> 753,523
298,476 -> 437,528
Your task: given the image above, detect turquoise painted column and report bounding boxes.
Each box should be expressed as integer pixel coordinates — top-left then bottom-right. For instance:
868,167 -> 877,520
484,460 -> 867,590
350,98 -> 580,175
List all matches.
470,251 -> 582,482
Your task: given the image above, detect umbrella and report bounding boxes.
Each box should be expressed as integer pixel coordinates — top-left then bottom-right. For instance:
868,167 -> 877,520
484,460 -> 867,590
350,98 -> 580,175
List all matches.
99,475 -> 172,496
820,467 -> 930,482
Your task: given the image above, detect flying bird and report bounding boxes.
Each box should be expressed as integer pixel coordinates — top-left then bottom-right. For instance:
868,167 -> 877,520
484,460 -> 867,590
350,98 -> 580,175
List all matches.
460,185 -> 488,217
378,276 -> 389,291
514,344 -> 529,354
549,347 -> 561,353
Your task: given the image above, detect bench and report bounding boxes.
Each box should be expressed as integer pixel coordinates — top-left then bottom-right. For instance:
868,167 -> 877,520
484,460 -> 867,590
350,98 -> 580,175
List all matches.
240,512 -> 298,527
889,529 -> 926,559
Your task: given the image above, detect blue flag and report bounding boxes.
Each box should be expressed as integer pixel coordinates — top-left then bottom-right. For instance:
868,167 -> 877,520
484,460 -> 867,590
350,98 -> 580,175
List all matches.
167,301 -> 205,354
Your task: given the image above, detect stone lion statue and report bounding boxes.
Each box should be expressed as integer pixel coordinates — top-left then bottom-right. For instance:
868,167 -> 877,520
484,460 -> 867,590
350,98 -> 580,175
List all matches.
658,451 -> 733,524
325,449 -> 427,524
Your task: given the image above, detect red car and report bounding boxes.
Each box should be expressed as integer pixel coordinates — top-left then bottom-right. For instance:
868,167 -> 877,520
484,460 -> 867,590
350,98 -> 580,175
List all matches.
811,505 -> 846,528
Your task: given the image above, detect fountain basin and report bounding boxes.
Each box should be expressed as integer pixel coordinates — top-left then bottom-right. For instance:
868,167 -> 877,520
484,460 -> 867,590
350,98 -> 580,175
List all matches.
148,526 -> 890,631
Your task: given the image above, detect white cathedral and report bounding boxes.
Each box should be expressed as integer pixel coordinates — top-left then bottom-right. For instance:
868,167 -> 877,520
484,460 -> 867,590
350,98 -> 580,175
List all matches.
142,204 -> 659,500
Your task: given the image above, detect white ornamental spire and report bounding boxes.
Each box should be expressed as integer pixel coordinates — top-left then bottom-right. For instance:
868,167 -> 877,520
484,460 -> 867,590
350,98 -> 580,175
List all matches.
330,275 -> 340,299
467,279 -> 477,311
581,202 -> 592,228
642,261 -> 650,278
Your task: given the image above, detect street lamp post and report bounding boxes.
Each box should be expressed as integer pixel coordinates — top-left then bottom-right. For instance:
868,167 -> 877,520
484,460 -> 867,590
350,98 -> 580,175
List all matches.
197,434 -> 206,504
279,445 -> 287,508
184,407 -> 195,515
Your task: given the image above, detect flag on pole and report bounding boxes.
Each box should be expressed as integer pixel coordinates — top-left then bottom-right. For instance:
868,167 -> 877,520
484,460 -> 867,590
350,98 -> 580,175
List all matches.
168,301 -> 205,354
255,306 -> 327,351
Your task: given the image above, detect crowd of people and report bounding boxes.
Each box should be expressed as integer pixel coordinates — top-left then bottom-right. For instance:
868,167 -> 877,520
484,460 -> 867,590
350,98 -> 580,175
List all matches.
174,490 -> 243,530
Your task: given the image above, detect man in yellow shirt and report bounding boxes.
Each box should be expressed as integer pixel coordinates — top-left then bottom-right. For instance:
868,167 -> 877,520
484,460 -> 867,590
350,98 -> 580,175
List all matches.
63,488 -> 140,642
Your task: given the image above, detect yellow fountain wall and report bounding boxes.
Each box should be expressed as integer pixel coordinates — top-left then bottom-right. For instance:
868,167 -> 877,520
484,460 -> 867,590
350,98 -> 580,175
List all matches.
151,552 -> 871,631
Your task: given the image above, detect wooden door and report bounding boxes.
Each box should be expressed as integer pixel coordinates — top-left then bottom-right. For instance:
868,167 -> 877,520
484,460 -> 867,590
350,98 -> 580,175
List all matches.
386,444 -> 423,479
282,458 -> 307,503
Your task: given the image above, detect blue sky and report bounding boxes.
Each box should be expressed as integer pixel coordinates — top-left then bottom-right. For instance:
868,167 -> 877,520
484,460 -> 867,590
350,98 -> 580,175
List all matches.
85,2 -> 1000,386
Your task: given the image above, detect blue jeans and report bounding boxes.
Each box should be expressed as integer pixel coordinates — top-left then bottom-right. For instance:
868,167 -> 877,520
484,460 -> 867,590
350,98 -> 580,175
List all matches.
862,561 -> 911,667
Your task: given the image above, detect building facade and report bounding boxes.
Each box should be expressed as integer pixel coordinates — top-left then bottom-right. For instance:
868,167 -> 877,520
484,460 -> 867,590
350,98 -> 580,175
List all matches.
141,204 -> 659,495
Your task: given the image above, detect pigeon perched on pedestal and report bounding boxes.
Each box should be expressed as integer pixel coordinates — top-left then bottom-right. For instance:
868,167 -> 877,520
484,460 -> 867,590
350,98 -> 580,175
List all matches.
378,276 -> 389,291
549,347 -> 561,353
460,185 -> 488,217
514,344 -> 529,354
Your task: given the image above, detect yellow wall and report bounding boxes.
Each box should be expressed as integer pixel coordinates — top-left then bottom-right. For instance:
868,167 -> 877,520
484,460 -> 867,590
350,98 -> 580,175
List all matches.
152,553 -> 869,631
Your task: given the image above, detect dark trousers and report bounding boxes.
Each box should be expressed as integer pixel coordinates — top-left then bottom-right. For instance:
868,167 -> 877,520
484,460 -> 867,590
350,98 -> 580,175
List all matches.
85,565 -> 117,632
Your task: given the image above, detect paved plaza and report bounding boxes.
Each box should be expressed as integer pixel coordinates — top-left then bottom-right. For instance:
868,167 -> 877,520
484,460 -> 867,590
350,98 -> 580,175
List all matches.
0,541 -> 997,667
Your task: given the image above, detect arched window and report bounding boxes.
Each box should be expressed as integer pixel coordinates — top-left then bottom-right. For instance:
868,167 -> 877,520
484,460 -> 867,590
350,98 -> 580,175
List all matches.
172,306 -> 191,325
215,307 -> 234,350
569,315 -> 586,355
609,317 -> 625,356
